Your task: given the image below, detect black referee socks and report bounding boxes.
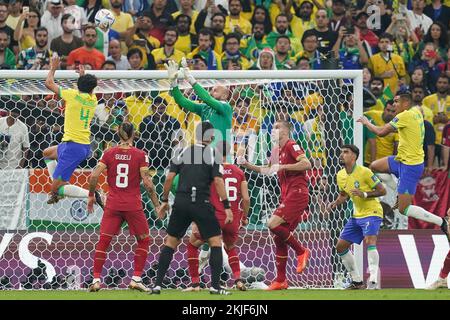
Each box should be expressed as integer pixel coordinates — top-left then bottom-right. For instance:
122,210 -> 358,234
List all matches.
155,246 -> 175,287
209,246 -> 223,290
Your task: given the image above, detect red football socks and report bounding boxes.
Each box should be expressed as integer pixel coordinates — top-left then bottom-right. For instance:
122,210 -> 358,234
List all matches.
274,235 -> 288,282
133,237 -> 150,277
225,246 -> 241,280
187,242 -> 200,284
439,250 -> 450,279
271,225 -> 305,256
93,234 -> 113,278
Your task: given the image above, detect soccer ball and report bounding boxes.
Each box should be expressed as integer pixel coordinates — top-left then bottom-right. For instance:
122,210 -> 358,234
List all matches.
94,9 -> 115,31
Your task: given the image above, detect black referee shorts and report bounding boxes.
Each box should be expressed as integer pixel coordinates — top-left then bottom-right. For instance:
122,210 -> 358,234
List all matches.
167,198 -> 221,240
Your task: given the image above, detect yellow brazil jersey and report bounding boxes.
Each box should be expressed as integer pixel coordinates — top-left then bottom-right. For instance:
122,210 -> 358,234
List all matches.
151,47 -> 185,70
59,88 -> 97,145
129,34 -> 160,68
187,47 -> 223,70
364,110 -> 399,162
124,95 -> 152,131
172,10 -> 199,35
111,11 -> 134,54
224,16 -> 252,35
368,99 -> 384,112
337,165 -> 383,219
369,53 -> 406,95
214,35 -> 225,55
175,34 -> 194,55
389,107 -> 425,165
422,94 -> 450,144
291,16 -> 315,40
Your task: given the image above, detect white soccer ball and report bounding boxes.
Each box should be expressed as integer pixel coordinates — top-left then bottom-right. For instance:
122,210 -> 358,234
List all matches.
94,9 -> 115,31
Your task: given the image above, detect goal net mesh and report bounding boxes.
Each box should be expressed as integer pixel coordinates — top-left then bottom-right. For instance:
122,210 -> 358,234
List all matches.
0,74 -> 356,290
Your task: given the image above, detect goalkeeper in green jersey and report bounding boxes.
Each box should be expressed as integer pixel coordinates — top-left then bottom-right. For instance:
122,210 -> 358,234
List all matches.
165,58 -> 233,145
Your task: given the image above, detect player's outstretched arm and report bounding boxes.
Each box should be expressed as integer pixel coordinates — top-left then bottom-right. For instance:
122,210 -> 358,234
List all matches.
237,156 -> 272,175
140,167 -> 160,210
357,116 -> 395,137
45,53 -> 60,95
180,57 -> 227,115
87,162 -> 107,213
166,59 -> 204,115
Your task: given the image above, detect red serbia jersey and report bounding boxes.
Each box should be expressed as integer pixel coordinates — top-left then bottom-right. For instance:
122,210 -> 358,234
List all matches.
100,146 -> 149,211
210,164 -> 246,221
271,139 -> 308,199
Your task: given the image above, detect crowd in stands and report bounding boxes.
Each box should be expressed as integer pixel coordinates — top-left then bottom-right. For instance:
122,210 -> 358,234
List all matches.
0,0 -> 449,225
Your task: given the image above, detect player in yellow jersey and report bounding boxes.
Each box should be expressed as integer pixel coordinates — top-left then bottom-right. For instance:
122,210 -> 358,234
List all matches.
43,53 -> 103,208
328,145 -> 386,290
358,92 -> 449,237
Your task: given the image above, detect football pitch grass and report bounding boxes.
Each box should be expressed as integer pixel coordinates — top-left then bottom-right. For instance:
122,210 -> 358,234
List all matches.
0,289 -> 449,300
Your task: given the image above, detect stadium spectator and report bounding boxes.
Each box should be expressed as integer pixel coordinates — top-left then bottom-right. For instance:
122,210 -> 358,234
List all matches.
274,35 -> 295,70
424,0 -> 450,28
266,14 -> 301,54
241,22 -> 267,62
411,42 -> 442,93
17,27 -> 51,70
369,33 -> 406,95
194,0 -> 228,29
410,66 -> 430,93
125,91 -> 152,130
187,28 -> 221,69
405,0 -> 433,39
172,0 -> 198,35
423,74 -> 450,147
0,29 -> 15,69
63,0 -> 88,38
125,11 -> 160,69
146,0 -> 175,43
107,38 -> 131,70
363,66 -> 373,89
123,0 -> 148,17
372,0 -> 391,37
305,9 -> 337,56
83,0 -> 102,24
332,27 -> 368,70
297,32 -> 321,69
250,5 -> 272,35
0,2 -> 18,53
296,56 -> 310,70
14,7 -> 40,51
50,14 -> 83,70
232,97 -> 259,155
354,12 -> 378,52
6,0 -> 22,29
251,48 -> 277,70
101,60 -> 116,70
151,27 -> 184,70
127,47 -> 143,69
110,0 -> 135,53
416,22 -> 449,65
138,97 -> 181,170
208,13 -> 226,54
220,33 -> 251,70
174,14 -> 198,55
67,25 -> 105,70
190,53 -> 207,70
283,0 -> 315,39
41,0 -> 64,44
411,84 -> 434,123
224,0 -> 252,36
94,14 -> 121,57
329,0 -> 350,33
385,14 -> 419,67
262,101 -> 304,145
367,77 -> 386,112
0,108 -> 30,169
364,100 -> 398,165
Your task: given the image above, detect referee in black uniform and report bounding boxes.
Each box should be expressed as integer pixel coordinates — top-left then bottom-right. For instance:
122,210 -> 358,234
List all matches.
151,121 -> 233,295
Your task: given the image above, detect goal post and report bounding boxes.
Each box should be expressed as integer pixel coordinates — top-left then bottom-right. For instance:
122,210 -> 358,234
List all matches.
0,69 -> 363,289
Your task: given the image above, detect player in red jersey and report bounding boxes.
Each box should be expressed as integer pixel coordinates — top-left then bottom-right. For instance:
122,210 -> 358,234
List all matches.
184,143 -> 251,292
239,120 -> 311,290
86,122 -> 160,292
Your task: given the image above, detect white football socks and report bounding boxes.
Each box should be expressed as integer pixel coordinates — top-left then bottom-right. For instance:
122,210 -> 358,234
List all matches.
406,205 -> 443,226
367,246 -> 379,283
59,185 -> 89,198
339,249 -> 362,283
45,159 -> 57,179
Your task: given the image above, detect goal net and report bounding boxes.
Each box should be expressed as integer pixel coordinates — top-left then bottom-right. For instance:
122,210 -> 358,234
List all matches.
0,70 -> 363,290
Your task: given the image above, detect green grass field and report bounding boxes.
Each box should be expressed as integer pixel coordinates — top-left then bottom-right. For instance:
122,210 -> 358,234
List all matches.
0,289 -> 449,300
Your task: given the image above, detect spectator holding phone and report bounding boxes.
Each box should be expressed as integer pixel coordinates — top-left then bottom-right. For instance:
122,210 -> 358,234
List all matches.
416,22 -> 449,65
385,14 -> 419,68
13,7 -> 40,51
332,26 -> 368,70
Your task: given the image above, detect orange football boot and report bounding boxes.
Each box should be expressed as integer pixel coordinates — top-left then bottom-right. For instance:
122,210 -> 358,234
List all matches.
297,248 -> 310,273
266,280 -> 288,291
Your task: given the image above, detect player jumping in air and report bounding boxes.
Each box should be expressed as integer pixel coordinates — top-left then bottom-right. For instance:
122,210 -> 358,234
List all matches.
184,142 -> 251,292
328,145 -> 386,290
43,53 -> 103,208
427,213 -> 450,290
358,92 -> 449,236
238,120 -> 311,290
86,122 -> 160,292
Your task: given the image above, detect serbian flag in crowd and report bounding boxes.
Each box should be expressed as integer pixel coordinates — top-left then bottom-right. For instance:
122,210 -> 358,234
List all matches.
410,170 -> 450,229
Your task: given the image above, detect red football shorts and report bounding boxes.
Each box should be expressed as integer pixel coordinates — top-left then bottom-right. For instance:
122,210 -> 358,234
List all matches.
100,208 -> 149,236
274,188 -> 309,231
193,216 -> 240,245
